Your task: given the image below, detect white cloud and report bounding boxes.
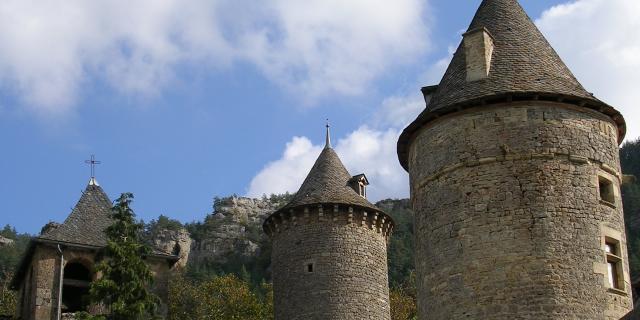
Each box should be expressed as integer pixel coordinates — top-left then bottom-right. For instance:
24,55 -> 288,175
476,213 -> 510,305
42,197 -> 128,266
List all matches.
537,0 -> 640,140
334,127 -> 408,200
247,136 -> 322,197
0,0 -> 430,114
374,94 -> 424,129
240,0 -> 430,101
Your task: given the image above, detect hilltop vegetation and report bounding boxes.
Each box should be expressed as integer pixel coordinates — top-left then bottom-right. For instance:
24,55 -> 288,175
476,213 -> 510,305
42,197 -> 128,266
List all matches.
621,138 -> 640,278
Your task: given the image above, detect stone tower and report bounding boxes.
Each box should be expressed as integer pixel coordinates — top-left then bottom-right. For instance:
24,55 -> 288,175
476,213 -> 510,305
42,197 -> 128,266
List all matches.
264,125 -> 395,320
397,0 -> 631,319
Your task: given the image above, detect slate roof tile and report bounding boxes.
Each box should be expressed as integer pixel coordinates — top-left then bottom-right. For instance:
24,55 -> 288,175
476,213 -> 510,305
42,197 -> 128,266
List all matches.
38,182 -> 113,246
276,146 -> 380,214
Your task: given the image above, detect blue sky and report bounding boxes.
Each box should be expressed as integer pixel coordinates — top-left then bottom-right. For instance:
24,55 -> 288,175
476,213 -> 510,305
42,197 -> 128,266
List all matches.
1,0 -> 638,234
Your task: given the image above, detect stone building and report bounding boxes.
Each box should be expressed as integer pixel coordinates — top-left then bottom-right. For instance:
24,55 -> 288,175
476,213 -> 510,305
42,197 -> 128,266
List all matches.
263,126 -> 395,320
397,0 -> 632,319
10,178 -> 183,320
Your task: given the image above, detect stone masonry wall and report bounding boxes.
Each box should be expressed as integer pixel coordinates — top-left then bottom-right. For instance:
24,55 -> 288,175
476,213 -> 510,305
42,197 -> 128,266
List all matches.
408,102 -> 632,319
267,205 -> 392,320
33,246 -> 59,320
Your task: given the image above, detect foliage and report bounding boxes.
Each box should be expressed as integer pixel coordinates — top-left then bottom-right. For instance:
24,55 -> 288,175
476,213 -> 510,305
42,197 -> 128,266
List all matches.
146,215 -> 183,235
390,287 -> 417,320
0,272 -> 16,318
621,138 -> 640,179
184,239 -> 272,289
390,269 -> 417,320
621,139 -> 640,279
168,273 -> 273,320
88,193 -> 159,320
380,199 -> 415,287
0,225 -> 30,279
264,193 -> 296,209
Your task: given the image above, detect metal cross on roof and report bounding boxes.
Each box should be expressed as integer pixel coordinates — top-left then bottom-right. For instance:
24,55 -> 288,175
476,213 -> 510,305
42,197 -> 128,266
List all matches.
84,155 -> 101,178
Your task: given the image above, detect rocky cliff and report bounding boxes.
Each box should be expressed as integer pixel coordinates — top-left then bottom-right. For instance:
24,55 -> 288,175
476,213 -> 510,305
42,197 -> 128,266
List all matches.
0,236 -> 12,247
150,228 -> 192,268
187,196 -> 283,265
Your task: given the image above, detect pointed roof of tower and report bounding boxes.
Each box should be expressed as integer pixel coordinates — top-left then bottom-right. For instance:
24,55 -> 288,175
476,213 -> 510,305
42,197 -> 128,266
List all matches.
397,0 -> 626,170
429,0 -> 593,110
38,179 -> 114,247
275,128 -> 379,214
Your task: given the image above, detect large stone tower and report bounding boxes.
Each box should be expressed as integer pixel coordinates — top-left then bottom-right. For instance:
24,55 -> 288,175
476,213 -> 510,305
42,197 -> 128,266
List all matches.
264,125 -> 394,320
397,0 -> 631,319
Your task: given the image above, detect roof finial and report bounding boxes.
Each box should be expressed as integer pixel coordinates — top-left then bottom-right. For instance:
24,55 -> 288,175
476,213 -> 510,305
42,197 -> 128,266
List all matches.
325,119 -> 332,149
84,155 -> 101,185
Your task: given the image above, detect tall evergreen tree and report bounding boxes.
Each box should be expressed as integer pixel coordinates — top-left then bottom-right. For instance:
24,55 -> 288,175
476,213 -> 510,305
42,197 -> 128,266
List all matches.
89,193 -> 159,319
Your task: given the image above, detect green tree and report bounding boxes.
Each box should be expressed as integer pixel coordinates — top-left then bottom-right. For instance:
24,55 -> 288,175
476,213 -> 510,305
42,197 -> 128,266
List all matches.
0,271 -> 16,318
390,271 -> 417,320
0,228 -> 30,279
621,138 -> 640,179
620,139 -> 640,278
89,193 -> 159,319
168,273 -> 272,320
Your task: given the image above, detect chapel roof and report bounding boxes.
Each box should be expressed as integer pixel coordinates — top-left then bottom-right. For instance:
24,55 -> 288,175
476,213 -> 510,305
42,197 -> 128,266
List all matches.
397,0 -> 626,170
38,178 -> 113,247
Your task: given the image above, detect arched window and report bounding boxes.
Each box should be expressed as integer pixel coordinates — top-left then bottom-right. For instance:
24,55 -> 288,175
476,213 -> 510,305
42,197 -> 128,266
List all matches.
62,261 -> 92,312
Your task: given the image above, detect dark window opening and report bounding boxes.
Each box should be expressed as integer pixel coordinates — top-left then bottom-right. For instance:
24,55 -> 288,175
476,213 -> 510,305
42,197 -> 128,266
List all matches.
172,243 -> 181,256
307,263 -> 314,273
599,176 -> 615,204
62,262 -> 92,313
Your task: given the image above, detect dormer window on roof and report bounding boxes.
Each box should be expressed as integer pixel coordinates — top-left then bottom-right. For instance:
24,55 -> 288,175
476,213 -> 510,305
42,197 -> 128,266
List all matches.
349,174 -> 369,199
463,27 -> 495,82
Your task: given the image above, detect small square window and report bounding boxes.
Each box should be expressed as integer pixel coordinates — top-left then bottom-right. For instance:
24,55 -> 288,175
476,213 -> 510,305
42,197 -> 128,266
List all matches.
306,263 -> 314,273
599,176 -> 615,204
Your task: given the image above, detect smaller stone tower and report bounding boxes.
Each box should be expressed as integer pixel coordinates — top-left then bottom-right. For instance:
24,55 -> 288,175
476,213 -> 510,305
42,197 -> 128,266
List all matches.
264,125 -> 395,320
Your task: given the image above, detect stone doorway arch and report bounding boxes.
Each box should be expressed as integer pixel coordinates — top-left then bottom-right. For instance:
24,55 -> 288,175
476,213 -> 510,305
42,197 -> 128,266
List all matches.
62,261 -> 92,313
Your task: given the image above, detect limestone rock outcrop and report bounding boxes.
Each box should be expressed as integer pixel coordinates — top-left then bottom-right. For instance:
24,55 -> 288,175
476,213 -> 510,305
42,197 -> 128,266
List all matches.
150,227 -> 192,269
189,196 -> 283,265
0,235 -> 13,247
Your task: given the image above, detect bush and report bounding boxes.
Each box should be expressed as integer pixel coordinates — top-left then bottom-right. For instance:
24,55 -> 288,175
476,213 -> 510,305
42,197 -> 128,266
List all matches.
168,273 -> 272,320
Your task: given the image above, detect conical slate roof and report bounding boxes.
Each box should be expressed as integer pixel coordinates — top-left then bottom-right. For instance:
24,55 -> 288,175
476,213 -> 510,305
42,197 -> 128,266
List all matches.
397,0 -> 626,170
428,0 -> 593,111
277,146 -> 379,213
38,179 -> 114,247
